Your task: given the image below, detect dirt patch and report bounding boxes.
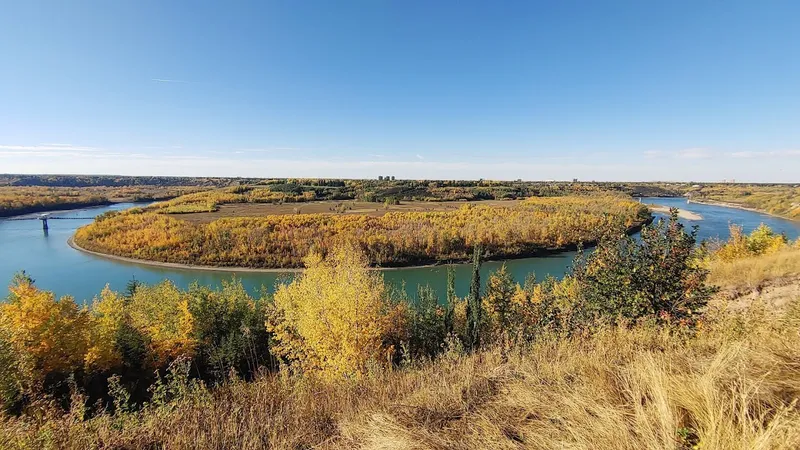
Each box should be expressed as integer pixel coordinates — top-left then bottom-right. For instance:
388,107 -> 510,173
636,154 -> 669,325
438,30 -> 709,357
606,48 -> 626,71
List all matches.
713,275 -> 800,312
174,199 -> 523,224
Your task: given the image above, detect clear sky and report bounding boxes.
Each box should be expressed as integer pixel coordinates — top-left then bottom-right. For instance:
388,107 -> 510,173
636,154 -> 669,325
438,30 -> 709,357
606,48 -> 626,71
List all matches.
2,1 -> 799,182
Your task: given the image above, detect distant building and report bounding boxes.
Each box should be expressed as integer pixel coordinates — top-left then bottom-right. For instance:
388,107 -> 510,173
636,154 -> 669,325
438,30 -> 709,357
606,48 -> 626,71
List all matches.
572,178 -> 578,183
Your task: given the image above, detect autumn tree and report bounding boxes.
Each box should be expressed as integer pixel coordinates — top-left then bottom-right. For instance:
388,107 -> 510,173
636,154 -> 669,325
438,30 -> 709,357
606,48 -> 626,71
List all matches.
0,274 -> 90,400
267,244 -> 406,380
127,281 -> 196,367
484,264 -> 516,344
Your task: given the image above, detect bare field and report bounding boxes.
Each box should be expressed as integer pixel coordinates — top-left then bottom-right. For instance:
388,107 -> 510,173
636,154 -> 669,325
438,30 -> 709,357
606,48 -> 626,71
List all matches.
174,199 -> 523,223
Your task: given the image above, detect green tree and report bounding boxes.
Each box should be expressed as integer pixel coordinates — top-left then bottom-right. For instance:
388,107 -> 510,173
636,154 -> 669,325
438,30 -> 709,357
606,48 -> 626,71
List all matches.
466,246 -> 483,350
409,284 -> 448,360
445,267 -> 456,336
484,264 -> 516,343
571,209 -> 715,325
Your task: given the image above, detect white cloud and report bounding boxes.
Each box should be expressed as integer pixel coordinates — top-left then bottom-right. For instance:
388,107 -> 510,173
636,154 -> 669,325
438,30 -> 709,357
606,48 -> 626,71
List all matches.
676,148 -> 713,159
730,150 -> 800,158
643,150 -> 664,158
151,78 -> 188,83
0,143 -> 99,153
416,154 -> 425,160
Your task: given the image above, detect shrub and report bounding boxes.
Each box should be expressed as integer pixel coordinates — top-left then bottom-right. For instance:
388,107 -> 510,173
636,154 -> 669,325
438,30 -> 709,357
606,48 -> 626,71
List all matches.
267,244 -> 406,380
571,209 -> 715,325
713,223 -> 788,261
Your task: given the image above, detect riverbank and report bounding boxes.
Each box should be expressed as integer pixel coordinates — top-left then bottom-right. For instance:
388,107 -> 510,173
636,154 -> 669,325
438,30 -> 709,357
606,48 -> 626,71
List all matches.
0,200 -> 114,219
67,217 -> 654,273
647,204 -> 703,220
689,199 -> 799,221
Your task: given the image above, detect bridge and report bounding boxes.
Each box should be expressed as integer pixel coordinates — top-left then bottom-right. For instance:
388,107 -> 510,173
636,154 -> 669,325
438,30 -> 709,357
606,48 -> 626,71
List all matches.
3,214 -> 96,231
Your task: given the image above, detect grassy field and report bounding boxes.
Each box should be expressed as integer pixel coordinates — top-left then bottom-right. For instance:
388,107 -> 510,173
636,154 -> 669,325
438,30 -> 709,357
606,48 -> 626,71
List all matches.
177,199 -> 523,223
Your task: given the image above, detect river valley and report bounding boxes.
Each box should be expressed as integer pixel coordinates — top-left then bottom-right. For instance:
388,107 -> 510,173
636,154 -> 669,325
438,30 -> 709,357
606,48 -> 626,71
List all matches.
1,197 -> 798,303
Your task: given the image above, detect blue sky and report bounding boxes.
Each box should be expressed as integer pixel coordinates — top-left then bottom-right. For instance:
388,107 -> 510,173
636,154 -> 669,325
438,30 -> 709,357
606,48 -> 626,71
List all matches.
2,1 -> 799,181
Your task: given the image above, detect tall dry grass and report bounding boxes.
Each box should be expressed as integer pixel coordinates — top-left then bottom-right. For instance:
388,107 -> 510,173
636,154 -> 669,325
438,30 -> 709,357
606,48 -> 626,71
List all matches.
707,246 -> 800,289
3,296 -> 799,450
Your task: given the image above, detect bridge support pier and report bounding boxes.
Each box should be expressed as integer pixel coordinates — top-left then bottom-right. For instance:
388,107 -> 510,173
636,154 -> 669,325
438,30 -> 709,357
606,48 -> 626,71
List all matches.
40,218 -> 48,231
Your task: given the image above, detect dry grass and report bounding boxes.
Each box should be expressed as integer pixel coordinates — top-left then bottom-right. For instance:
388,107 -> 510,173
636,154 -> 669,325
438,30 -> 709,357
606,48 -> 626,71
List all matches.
176,199 -> 523,224
708,247 -> 800,290
3,296 -> 800,450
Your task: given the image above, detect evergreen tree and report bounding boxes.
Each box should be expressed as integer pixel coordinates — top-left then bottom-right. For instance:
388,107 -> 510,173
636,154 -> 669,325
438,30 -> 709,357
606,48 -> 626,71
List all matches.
466,246 -> 483,351
124,276 -> 141,300
445,267 -> 456,336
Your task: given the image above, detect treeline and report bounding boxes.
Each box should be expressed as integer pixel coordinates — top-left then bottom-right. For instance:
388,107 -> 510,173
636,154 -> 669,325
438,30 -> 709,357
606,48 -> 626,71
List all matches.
2,174 -> 689,202
0,175 -> 239,188
0,188 -> 109,218
3,211 -> 716,414
74,196 -> 650,268
0,186 -> 210,218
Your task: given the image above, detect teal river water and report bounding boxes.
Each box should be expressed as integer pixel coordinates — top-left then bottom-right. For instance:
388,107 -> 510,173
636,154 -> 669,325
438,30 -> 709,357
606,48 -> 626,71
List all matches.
1,197 -> 798,304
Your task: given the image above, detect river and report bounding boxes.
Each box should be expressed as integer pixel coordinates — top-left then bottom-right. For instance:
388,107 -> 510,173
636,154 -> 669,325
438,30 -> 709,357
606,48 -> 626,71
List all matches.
1,197 -> 798,304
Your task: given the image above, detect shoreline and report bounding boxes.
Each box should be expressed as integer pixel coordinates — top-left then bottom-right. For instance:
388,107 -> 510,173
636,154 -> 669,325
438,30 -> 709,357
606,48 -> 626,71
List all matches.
1,201 -> 114,220
67,217 -> 653,273
647,205 -> 703,220
688,199 -> 799,222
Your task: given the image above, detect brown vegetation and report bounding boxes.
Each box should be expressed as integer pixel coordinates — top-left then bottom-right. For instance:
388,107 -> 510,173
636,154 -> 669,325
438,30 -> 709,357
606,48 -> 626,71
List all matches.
178,199 -> 522,223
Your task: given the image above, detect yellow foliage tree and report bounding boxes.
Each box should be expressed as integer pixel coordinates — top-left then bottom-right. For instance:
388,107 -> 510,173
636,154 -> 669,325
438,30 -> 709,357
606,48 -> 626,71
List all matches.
0,278 -> 89,379
127,281 -> 196,367
84,286 -> 126,372
483,264 -> 517,343
268,244 -> 404,380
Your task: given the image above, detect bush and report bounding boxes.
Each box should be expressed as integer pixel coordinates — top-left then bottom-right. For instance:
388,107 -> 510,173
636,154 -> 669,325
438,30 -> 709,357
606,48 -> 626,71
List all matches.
267,244 -> 407,380
713,224 -> 788,261
571,209 -> 715,325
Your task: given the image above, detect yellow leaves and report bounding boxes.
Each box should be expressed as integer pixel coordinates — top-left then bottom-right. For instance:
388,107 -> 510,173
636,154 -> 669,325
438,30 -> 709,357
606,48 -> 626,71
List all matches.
128,281 -> 196,366
268,244 -> 400,380
84,286 -> 126,371
76,195 -> 647,269
713,224 -> 789,262
0,280 -> 89,378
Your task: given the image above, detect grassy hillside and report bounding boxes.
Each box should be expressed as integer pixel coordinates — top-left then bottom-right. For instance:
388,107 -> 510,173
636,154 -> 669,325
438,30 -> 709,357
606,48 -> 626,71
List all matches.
3,217 -> 800,449
2,284 -> 798,449
687,184 -> 800,219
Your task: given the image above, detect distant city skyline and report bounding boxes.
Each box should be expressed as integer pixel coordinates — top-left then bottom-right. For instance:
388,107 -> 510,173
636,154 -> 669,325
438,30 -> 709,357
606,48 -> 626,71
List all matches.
2,2 -> 799,182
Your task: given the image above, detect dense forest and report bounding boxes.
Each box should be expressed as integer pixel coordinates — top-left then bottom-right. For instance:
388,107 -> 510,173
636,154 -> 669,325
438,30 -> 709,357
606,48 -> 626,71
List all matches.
74,194 -> 650,268
2,217 -> 799,447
